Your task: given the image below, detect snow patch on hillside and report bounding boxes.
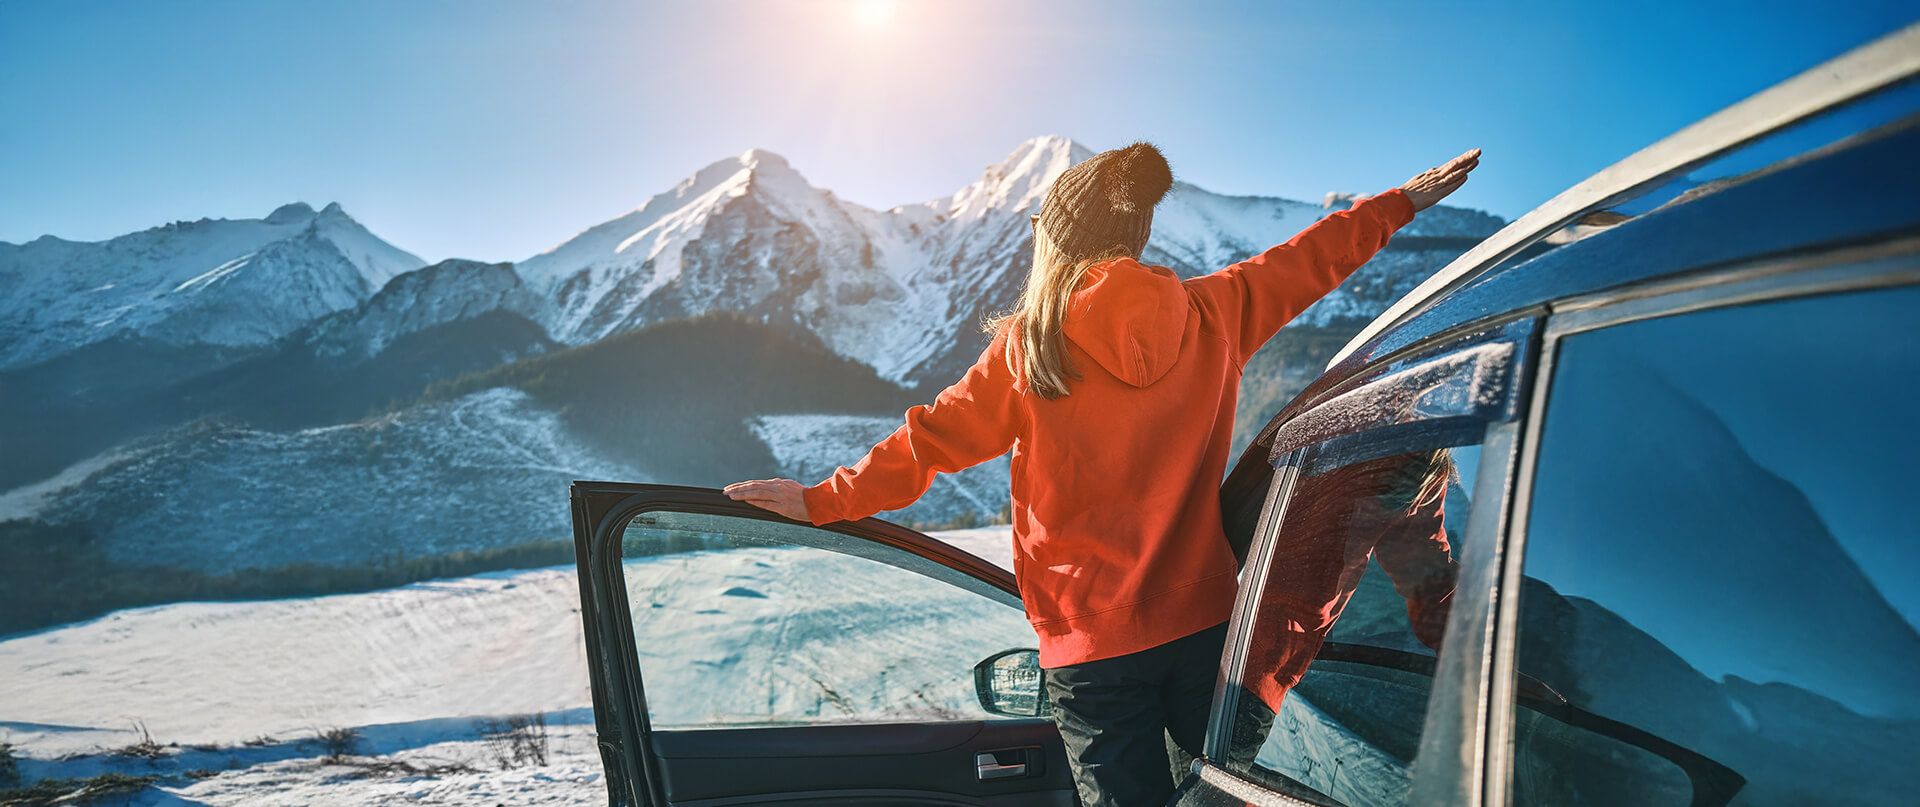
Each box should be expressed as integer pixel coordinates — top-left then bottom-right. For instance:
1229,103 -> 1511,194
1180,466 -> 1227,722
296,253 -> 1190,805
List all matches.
0,448 -> 128,522
35,388 -> 644,574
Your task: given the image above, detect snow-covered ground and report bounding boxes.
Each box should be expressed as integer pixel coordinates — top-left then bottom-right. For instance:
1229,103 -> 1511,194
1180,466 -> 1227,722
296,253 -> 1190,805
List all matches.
0,526 -> 1017,804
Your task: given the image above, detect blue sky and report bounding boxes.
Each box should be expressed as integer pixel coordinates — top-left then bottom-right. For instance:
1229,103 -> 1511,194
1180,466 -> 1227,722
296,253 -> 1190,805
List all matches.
2,1 -> 1912,263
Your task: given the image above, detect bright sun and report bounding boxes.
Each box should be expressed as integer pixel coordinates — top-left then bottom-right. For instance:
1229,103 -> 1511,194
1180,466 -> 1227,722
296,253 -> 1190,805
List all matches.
850,0 -> 898,29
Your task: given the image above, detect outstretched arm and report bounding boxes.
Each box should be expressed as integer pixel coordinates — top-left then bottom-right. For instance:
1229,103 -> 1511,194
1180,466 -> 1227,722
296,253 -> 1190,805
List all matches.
726,329 -> 1021,525
1185,149 -> 1481,364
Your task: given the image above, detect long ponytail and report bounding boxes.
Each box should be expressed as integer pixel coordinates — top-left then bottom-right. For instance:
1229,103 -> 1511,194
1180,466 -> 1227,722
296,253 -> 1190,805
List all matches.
984,222 -> 1129,399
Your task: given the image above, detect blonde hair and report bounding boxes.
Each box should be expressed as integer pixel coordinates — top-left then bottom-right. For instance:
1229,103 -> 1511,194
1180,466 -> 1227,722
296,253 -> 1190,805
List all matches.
984,221 -> 1132,399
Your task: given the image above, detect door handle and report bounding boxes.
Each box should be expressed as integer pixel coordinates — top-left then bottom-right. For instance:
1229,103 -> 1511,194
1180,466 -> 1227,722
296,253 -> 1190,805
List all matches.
976,748 -> 1041,780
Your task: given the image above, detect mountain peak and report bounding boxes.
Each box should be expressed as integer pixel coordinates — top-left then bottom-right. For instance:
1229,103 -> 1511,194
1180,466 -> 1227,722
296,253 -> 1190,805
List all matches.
1014,134 -> 1093,163
319,201 -> 347,217
935,135 -> 1092,219
265,202 -> 317,224
737,148 -> 790,169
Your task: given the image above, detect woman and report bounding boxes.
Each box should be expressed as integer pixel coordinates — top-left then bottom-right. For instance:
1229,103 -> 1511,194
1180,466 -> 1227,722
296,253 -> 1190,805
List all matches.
726,141 -> 1479,805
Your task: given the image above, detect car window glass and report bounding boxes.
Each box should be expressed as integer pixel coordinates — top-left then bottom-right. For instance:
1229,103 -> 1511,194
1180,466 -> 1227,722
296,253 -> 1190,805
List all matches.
1221,436 -> 1482,806
1512,284 -> 1920,806
620,511 -> 1032,728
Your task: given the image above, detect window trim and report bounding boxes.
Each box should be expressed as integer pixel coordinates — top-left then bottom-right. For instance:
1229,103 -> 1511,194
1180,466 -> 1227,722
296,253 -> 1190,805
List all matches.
1207,455 -> 1302,761
1483,239 -> 1920,807
1548,235 -> 1920,339
1407,421 -> 1521,806
598,497 -> 1026,728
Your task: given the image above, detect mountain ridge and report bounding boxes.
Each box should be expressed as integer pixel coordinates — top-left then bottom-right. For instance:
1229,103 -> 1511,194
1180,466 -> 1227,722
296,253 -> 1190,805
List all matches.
512,135 -> 1503,390
0,201 -> 424,370
1,136 -> 1503,393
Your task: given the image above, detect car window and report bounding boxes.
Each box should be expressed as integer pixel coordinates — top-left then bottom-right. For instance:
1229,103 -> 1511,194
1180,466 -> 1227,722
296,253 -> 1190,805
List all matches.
619,511 -> 1033,728
1221,435 -> 1483,806
1511,284 -> 1920,806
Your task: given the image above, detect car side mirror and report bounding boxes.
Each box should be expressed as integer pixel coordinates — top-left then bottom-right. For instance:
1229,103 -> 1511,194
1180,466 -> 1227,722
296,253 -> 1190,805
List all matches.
973,648 -> 1048,717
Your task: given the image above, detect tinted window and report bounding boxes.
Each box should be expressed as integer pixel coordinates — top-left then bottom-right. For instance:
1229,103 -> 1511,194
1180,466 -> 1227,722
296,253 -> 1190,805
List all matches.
1512,284 -> 1920,805
620,512 -> 1031,728
1222,436 -> 1482,806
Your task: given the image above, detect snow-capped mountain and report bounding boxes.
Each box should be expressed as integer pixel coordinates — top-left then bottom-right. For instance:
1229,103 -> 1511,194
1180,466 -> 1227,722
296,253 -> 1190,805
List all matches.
517,136 -> 1504,390
519,147 -> 921,381
0,201 -> 423,369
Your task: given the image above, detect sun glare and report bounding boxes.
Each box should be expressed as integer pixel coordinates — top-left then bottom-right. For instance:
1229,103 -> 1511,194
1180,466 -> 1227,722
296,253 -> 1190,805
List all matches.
850,0 -> 898,29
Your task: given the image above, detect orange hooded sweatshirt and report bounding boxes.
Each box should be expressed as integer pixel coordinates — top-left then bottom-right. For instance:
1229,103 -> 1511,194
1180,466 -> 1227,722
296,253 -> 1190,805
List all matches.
803,189 -> 1417,667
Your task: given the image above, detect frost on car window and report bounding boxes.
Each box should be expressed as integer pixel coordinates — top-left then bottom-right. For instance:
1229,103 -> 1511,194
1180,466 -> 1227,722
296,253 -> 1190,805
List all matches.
1273,340 -> 1514,460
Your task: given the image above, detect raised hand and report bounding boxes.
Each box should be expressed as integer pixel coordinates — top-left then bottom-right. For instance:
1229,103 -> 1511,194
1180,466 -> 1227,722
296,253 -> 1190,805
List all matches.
1400,148 -> 1481,212
723,478 -> 810,521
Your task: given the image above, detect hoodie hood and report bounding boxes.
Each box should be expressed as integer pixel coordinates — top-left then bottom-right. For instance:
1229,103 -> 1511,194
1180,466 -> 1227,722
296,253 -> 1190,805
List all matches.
1062,258 -> 1190,388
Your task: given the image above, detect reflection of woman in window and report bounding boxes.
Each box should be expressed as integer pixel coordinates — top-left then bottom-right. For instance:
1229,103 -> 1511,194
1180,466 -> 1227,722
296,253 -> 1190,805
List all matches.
1230,448 -> 1461,763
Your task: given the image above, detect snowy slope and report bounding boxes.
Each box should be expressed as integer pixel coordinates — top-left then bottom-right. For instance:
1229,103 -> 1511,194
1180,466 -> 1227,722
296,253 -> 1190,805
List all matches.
0,257 -> 558,498
517,136 -> 1504,390
0,202 -> 424,369
9,387 -> 641,575
0,527 -> 1018,804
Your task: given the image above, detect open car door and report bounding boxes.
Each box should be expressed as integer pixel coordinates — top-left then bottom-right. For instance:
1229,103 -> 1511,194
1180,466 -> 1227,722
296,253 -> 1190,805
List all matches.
570,482 -> 1075,806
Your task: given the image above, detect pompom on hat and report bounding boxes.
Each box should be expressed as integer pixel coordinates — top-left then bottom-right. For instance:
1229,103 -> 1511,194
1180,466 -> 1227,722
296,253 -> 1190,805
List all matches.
1036,141 -> 1173,261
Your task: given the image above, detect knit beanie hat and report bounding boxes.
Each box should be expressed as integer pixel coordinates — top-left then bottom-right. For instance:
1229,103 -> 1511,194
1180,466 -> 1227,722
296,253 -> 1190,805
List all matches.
1036,141 -> 1174,261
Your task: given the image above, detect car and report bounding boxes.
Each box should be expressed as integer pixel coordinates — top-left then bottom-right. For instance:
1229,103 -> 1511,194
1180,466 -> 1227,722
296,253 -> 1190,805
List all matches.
567,23 -> 1920,807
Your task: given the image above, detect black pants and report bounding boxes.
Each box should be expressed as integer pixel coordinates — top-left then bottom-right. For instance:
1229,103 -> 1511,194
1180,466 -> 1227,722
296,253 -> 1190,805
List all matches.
1043,622 -> 1229,807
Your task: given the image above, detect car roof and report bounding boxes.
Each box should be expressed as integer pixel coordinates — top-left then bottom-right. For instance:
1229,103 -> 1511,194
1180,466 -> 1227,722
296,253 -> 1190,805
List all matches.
1328,22 -> 1920,384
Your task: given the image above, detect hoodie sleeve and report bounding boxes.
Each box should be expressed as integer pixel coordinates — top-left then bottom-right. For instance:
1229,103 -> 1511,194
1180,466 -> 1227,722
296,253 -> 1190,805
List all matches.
1373,497 -> 1457,651
1185,189 -> 1415,365
801,329 -> 1021,525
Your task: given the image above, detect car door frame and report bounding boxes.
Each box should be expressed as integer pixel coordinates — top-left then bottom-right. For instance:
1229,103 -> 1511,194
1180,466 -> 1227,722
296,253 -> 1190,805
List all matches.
569,481 -> 1026,807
